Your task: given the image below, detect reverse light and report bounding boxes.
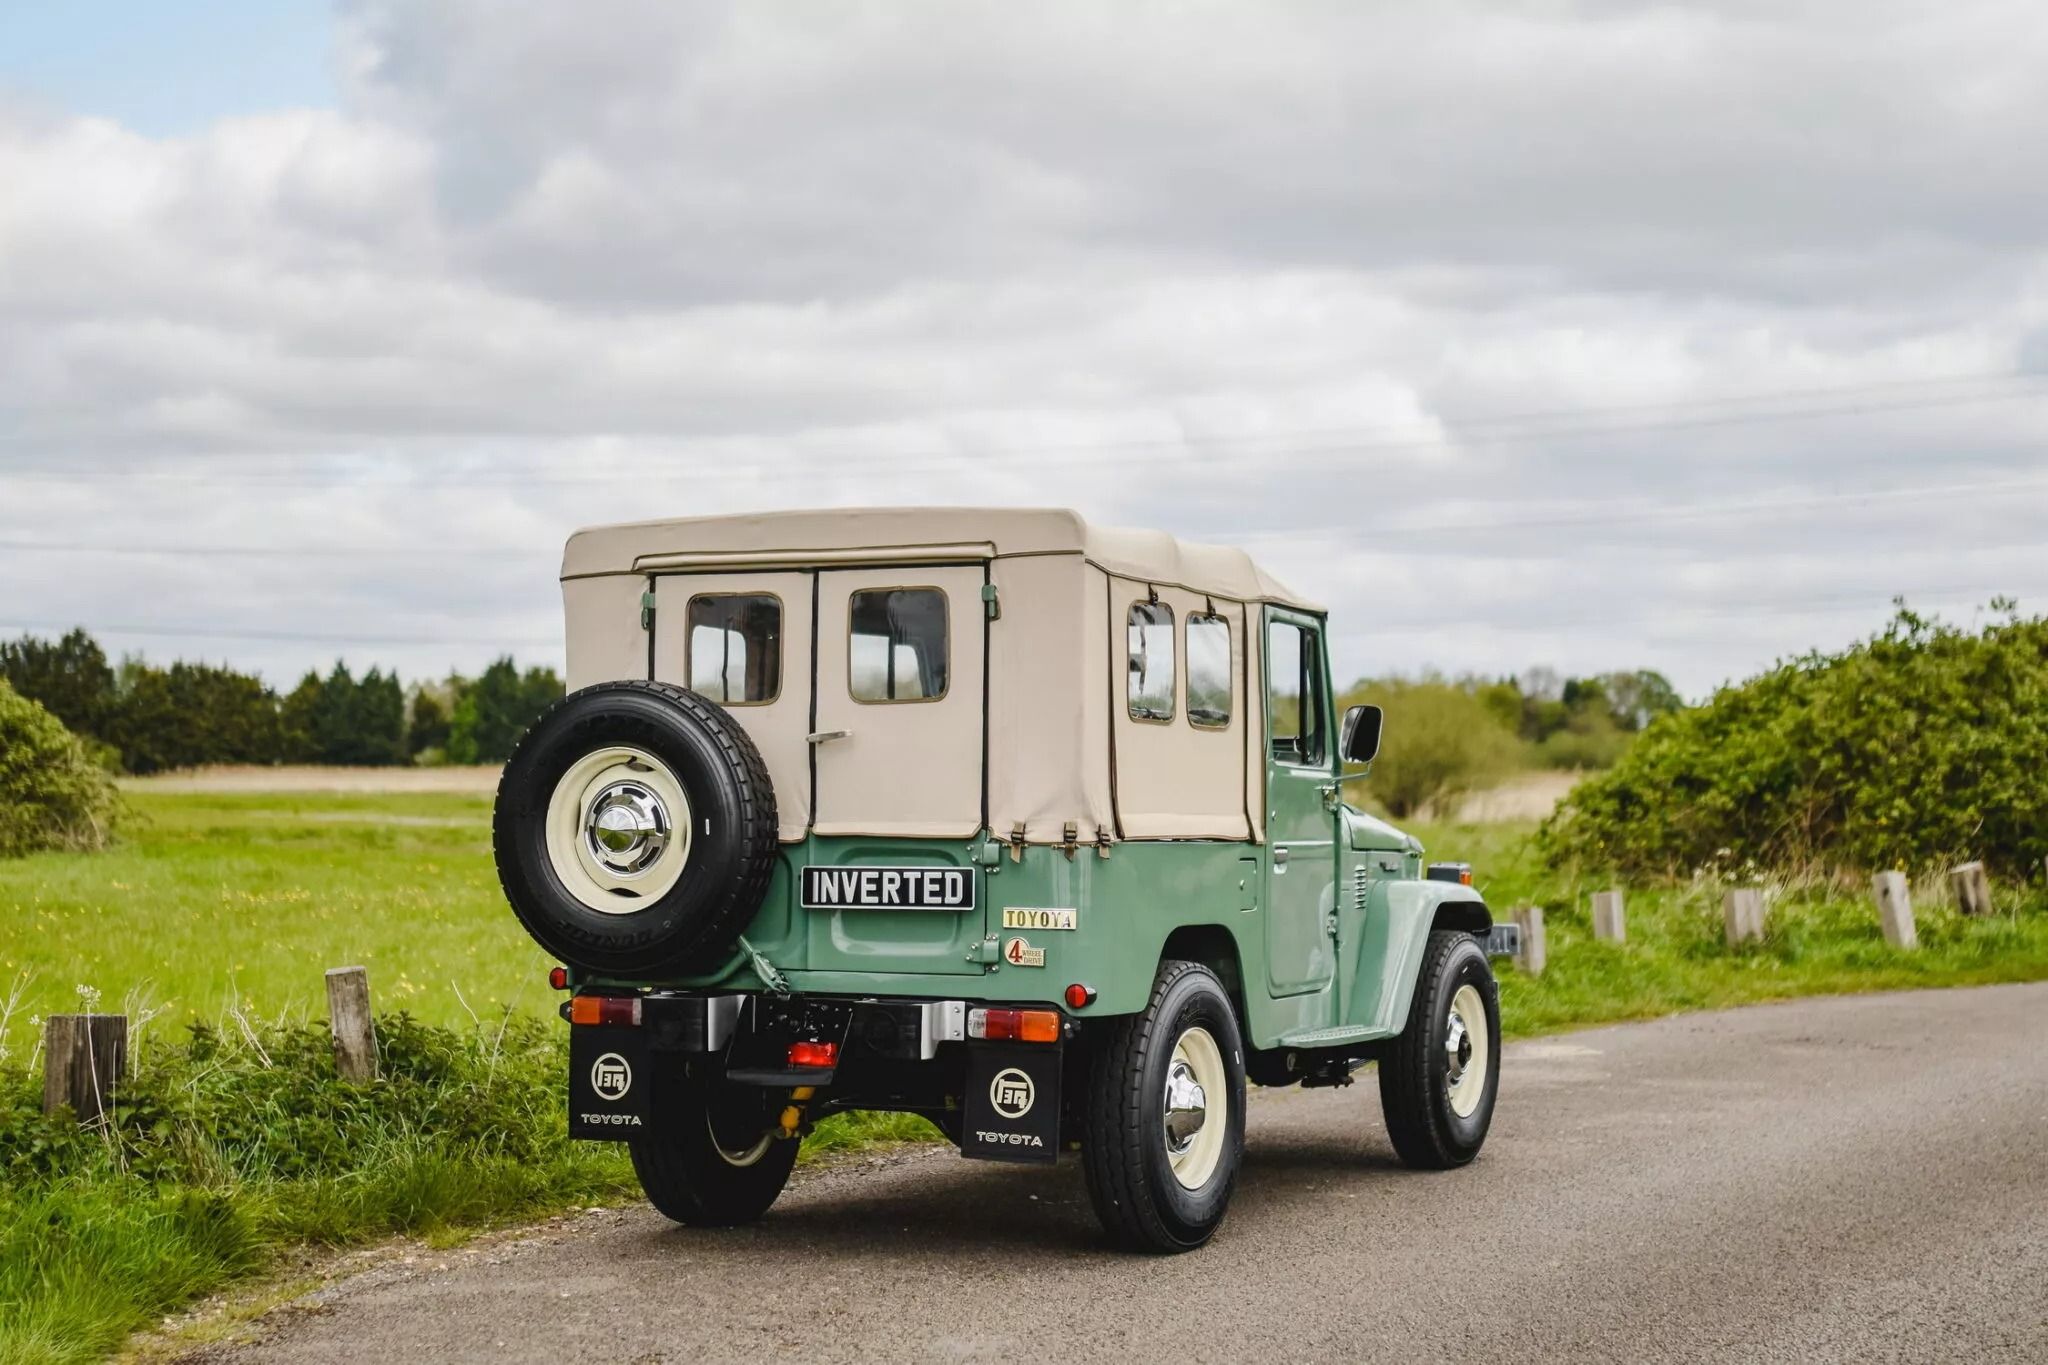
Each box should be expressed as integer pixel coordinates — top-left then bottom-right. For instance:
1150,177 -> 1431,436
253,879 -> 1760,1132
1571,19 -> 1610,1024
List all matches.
787,1040 -> 840,1069
548,966 -> 569,991
1064,983 -> 1097,1010
568,994 -> 642,1027
967,1007 -> 1063,1043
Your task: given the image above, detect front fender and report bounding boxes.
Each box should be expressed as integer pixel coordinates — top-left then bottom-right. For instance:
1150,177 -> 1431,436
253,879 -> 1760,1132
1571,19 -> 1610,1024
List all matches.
1349,880 -> 1489,1038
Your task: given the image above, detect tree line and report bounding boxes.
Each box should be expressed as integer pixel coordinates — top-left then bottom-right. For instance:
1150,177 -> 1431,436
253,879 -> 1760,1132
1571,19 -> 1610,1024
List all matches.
0,629 -> 564,774
1341,667 -> 1684,818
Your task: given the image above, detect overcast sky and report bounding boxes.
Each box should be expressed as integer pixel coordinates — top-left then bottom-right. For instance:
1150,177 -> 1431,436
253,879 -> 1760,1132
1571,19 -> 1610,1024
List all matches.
2,0 -> 2045,699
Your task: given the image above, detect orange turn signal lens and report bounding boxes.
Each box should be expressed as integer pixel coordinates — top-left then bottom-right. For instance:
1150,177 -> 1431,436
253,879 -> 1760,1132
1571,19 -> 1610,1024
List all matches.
967,1007 -> 1063,1043
568,994 -> 641,1027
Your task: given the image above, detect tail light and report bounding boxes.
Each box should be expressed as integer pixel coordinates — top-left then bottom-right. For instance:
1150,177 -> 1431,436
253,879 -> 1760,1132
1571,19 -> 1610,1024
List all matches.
568,994 -> 642,1027
548,966 -> 569,990
787,1040 -> 840,1069
967,1007 -> 1062,1043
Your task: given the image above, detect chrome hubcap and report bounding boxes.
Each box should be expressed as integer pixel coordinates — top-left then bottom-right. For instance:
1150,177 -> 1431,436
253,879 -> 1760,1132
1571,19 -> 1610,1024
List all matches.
584,781 -> 670,876
1445,1007 -> 1472,1086
1163,1058 -> 1209,1154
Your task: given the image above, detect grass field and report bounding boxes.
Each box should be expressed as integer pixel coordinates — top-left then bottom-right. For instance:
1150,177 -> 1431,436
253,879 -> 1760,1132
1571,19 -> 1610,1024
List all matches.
4,790 -> 2048,1046
0,791 -> 542,1036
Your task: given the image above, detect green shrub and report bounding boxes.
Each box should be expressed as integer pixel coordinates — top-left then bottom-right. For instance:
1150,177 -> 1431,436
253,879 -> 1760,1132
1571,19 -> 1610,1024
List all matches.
1540,606 -> 2048,879
0,679 -> 120,857
1342,677 -> 1523,818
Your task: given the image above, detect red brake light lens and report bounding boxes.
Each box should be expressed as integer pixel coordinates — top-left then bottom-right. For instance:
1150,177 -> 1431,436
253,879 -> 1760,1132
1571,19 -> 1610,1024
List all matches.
548,966 -> 569,990
787,1040 -> 840,1069
1064,983 -> 1096,1009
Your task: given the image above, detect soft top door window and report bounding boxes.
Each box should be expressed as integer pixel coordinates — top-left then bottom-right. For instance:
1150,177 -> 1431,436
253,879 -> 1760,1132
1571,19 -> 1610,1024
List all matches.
687,593 -> 782,704
1267,618 -> 1325,765
849,587 -> 949,702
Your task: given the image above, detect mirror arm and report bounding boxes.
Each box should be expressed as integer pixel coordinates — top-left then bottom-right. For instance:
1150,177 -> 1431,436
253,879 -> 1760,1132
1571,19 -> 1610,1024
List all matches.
1333,768 -> 1373,785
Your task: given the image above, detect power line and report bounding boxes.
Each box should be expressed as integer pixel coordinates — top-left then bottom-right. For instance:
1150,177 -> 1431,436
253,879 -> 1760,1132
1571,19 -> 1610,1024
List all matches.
4,469 -> 2046,561
0,620 -> 559,649
3,369 -> 2045,491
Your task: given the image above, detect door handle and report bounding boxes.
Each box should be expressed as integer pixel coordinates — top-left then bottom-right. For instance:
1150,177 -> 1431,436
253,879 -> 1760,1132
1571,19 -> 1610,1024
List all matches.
1273,846 -> 1290,866
806,729 -> 851,745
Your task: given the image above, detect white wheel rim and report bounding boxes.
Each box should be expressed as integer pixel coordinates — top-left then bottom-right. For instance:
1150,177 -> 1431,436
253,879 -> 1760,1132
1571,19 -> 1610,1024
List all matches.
1164,1025 -> 1229,1190
544,746 -> 693,914
1445,983 -> 1490,1119
709,1110 -> 774,1167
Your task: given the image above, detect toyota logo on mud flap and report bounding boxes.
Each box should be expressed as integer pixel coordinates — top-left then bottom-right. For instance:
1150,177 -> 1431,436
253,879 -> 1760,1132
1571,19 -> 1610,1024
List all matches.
590,1052 -> 633,1103
989,1067 -> 1034,1120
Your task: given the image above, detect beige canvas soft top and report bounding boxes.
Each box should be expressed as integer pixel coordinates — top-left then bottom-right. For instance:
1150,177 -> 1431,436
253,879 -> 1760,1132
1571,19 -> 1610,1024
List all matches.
560,507 -> 1322,845
561,507 -> 1316,610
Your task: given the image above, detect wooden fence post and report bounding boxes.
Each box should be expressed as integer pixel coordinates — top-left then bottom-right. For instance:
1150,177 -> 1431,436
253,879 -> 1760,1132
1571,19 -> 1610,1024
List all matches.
325,966 -> 378,1081
42,1013 -> 128,1122
1513,906 -> 1547,977
1950,862 -> 1992,917
1872,871 -> 1917,950
1723,888 -> 1766,946
1591,889 -> 1626,943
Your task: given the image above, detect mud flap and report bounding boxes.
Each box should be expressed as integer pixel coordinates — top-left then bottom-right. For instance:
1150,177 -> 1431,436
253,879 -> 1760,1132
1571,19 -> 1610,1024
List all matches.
962,1042 -> 1061,1164
569,1026 -> 651,1140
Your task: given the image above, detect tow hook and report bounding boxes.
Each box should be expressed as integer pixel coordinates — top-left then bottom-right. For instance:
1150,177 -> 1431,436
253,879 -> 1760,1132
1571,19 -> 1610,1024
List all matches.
778,1085 -> 816,1139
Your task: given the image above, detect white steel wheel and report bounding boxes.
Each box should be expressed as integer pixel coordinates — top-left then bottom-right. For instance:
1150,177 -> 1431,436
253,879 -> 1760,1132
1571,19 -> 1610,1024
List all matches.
543,746 -> 693,914
707,1110 -> 776,1168
1164,1026 -> 1229,1190
1444,982 -> 1491,1119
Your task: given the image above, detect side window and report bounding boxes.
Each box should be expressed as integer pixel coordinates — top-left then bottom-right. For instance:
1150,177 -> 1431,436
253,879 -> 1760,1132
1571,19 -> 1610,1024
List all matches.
686,593 -> 782,704
1186,613 -> 1232,730
850,587 -> 949,702
1267,619 -> 1325,763
1127,601 -> 1176,722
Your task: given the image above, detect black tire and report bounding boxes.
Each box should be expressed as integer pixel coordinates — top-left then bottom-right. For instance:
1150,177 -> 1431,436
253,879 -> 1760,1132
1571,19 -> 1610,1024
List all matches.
1081,960 -> 1247,1253
1379,930 -> 1500,1169
631,1074 -> 799,1226
493,680 -> 779,976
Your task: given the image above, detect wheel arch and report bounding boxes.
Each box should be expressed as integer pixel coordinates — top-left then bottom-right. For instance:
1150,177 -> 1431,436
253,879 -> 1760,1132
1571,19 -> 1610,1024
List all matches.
1157,923 -> 1251,1030
1351,881 -> 1491,1038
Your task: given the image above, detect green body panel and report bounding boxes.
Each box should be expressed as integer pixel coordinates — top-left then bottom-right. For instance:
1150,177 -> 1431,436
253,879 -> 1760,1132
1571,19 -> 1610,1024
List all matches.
595,826 -> 1486,1051
587,606 -> 1490,1053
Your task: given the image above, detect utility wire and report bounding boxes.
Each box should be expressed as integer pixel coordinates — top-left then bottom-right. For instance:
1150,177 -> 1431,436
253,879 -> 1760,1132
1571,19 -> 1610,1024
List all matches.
3,370 -> 2044,491
4,469 -> 2047,560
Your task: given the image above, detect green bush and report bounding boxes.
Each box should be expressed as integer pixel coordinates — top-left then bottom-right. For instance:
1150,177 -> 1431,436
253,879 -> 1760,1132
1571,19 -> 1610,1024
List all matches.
1541,606 -> 2048,879
0,680 -> 120,857
1342,677 -> 1523,818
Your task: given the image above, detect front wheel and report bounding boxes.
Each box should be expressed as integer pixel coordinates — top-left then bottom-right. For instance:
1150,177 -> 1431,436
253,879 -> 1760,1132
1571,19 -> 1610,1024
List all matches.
1081,960 -> 1247,1253
1379,929 -> 1500,1169
630,1074 -> 800,1226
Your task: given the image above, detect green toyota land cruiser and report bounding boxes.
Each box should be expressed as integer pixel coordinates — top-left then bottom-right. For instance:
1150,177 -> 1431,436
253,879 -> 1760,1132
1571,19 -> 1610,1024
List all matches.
493,508 -> 1508,1253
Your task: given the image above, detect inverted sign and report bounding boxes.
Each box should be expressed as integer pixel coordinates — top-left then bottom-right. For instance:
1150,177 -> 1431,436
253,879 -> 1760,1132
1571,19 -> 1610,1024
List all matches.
801,865 -> 976,911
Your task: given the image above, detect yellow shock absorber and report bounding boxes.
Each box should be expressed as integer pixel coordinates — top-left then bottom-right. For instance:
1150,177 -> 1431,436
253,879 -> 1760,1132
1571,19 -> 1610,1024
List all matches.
778,1085 -> 816,1139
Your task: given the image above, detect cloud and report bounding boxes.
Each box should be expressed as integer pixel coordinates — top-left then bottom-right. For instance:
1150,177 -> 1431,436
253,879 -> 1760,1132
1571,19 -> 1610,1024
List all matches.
2,0 -> 2046,692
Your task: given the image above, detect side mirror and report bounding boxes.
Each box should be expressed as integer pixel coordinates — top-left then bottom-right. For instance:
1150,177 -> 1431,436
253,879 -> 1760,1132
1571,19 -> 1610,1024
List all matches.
1341,704 -> 1383,764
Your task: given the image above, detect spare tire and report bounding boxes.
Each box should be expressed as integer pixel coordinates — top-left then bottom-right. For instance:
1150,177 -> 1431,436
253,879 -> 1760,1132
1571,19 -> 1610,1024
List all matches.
493,680 -> 780,976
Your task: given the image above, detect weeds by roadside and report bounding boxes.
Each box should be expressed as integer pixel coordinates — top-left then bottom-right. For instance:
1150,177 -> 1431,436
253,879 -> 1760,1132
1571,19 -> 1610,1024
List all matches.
0,1009 -> 925,1365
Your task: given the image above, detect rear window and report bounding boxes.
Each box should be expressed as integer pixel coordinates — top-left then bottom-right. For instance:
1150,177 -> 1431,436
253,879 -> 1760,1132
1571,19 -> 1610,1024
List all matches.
687,594 -> 782,704
850,587 -> 950,702
1127,601 -> 1176,722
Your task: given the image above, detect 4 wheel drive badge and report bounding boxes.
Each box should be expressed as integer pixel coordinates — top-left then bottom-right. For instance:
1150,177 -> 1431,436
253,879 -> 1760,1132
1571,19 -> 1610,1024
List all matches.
989,1067 -> 1035,1119
1003,937 -> 1046,967
590,1051 -> 633,1102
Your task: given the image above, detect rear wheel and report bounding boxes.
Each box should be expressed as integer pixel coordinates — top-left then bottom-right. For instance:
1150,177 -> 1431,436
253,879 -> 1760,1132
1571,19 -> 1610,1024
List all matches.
1378,930 -> 1500,1169
1081,960 -> 1246,1253
630,1075 -> 799,1226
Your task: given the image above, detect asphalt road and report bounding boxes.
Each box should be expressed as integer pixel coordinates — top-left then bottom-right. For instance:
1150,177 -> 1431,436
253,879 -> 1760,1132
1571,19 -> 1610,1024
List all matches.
198,984 -> 2048,1364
